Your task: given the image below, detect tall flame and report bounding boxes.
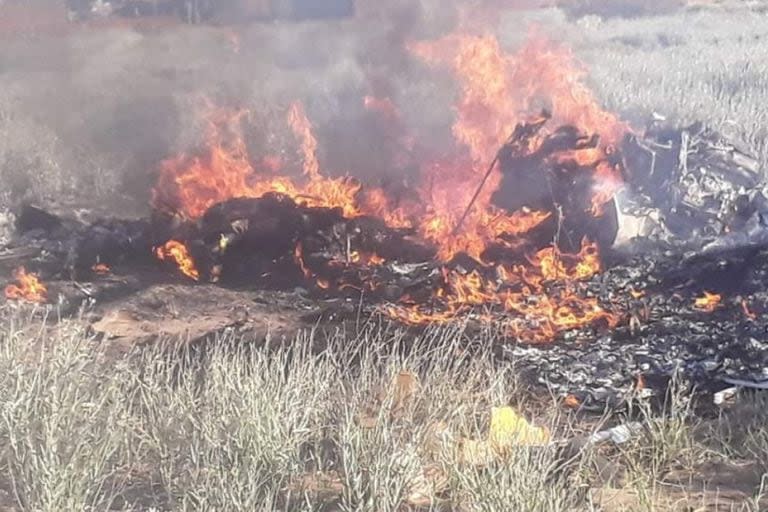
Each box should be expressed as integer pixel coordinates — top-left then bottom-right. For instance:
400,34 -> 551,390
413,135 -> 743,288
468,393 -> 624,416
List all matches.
153,101 -> 362,220
287,101 -> 321,180
150,29 -> 629,342
407,30 -> 628,261
4,267 -> 47,303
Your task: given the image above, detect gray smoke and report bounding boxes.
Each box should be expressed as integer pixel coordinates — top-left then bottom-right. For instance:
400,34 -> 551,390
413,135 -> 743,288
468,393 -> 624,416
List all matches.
0,1 -> 563,215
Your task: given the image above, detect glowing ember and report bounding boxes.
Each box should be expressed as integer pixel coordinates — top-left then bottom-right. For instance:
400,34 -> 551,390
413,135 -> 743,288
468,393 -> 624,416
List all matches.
92,263 -> 111,275
694,291 -> 722,312
741,299 -> 757,321
4,267 -> 47,303
350,251 -> 386,266
294,242 -> 313,280
155,240 -> 199,281
563,395 -> 581,409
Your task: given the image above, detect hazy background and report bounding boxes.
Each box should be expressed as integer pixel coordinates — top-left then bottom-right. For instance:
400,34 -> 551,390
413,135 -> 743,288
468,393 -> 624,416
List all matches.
0,0 -> 767,218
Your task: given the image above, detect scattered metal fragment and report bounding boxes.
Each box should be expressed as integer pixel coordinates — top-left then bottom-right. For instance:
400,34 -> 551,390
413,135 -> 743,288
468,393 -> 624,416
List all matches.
585,422 -> 644,446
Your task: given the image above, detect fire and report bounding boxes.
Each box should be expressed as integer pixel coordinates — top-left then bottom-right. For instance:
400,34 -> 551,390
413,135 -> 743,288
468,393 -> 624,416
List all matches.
153,101 -> 363,220
349,251 -> 386,266
408,30 -> 628,255
287,101 -> 362,218
635,374 -> 646,392
693,291 -> 721,312
294,242 -> 313,280
563,395 -> 581,409
741,299 -> 757,321
287,101 -> 321,180
364,95 -> 401,121
150,29 -> 629,342
155,240 -> 199,281
92,263 -> 111,275
4,267 -> 47,303
388,239 -> 617,343
222,28 -> 240,54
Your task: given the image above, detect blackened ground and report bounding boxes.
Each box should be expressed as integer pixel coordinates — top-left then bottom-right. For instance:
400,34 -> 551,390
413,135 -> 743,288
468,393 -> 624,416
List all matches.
502,245 -> 768,409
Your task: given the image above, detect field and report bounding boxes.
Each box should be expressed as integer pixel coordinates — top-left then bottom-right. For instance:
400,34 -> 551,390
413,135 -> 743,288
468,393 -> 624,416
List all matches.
1,1 -> 768,510
0,314 -> 766,511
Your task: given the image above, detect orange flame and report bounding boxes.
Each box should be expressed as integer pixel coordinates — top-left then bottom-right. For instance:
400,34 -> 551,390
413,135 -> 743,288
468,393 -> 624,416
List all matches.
741,299 -> 756,321
388,239 -> 617,342
287,101 -> 362,218
4,267 -> 47,303
563,394 -> 581,409
294,242 -> 313,280
155,240 -> 199,281
92,263 -> 111,275
153,102 -> 363,220
364,95 -> 401,121
150,30 -> 629,343
407,30 -> 628,257
693,291 -> 721,312
635,374 -> 646,392
350,250 -> 386,266
287,101 -> 321,181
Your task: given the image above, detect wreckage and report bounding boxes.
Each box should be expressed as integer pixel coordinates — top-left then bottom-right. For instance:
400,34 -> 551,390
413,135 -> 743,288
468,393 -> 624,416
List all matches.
617,117 -> 767,251
2,31 -> 767,409
3,112 -> 767,406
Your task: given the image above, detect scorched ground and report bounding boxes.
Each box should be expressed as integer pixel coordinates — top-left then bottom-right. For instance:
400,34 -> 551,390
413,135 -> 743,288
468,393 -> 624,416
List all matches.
2,28 -> 768,408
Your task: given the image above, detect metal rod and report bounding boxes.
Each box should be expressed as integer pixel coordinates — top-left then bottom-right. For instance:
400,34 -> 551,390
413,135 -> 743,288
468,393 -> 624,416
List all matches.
451,151 -> 501,236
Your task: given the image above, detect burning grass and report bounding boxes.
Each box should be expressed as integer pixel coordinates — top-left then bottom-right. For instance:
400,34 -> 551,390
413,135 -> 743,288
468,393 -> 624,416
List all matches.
0,311 -> 765,511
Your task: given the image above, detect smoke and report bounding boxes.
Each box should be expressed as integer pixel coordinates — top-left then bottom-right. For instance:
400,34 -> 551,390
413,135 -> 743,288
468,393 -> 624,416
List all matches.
0,0 -> 567,215
557,0 -> 684,19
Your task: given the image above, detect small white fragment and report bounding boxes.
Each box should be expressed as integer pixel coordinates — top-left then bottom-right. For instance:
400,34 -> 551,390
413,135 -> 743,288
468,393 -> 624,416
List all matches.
586,422 -> 643,446
714,387 -> 738,406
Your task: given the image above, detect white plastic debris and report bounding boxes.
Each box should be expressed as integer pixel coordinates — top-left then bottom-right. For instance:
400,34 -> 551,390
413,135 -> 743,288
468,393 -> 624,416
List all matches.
714,386 -> 739,405
585,422 -> 644,446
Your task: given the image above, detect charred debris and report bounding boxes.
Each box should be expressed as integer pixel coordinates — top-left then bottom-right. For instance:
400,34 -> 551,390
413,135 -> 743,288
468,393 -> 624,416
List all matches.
2,115 -> 768,407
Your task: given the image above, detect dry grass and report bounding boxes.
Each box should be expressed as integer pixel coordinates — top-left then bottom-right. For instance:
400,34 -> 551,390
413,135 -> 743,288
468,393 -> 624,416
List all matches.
0,309 -> 765,511
571,3 -> 768,167
0,311 -> 582,511
2,2 -> 768,510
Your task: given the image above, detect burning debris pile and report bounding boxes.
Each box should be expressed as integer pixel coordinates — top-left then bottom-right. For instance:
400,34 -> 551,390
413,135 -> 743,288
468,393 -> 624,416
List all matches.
4,266 -> 47,303
2,30 -> 768,405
